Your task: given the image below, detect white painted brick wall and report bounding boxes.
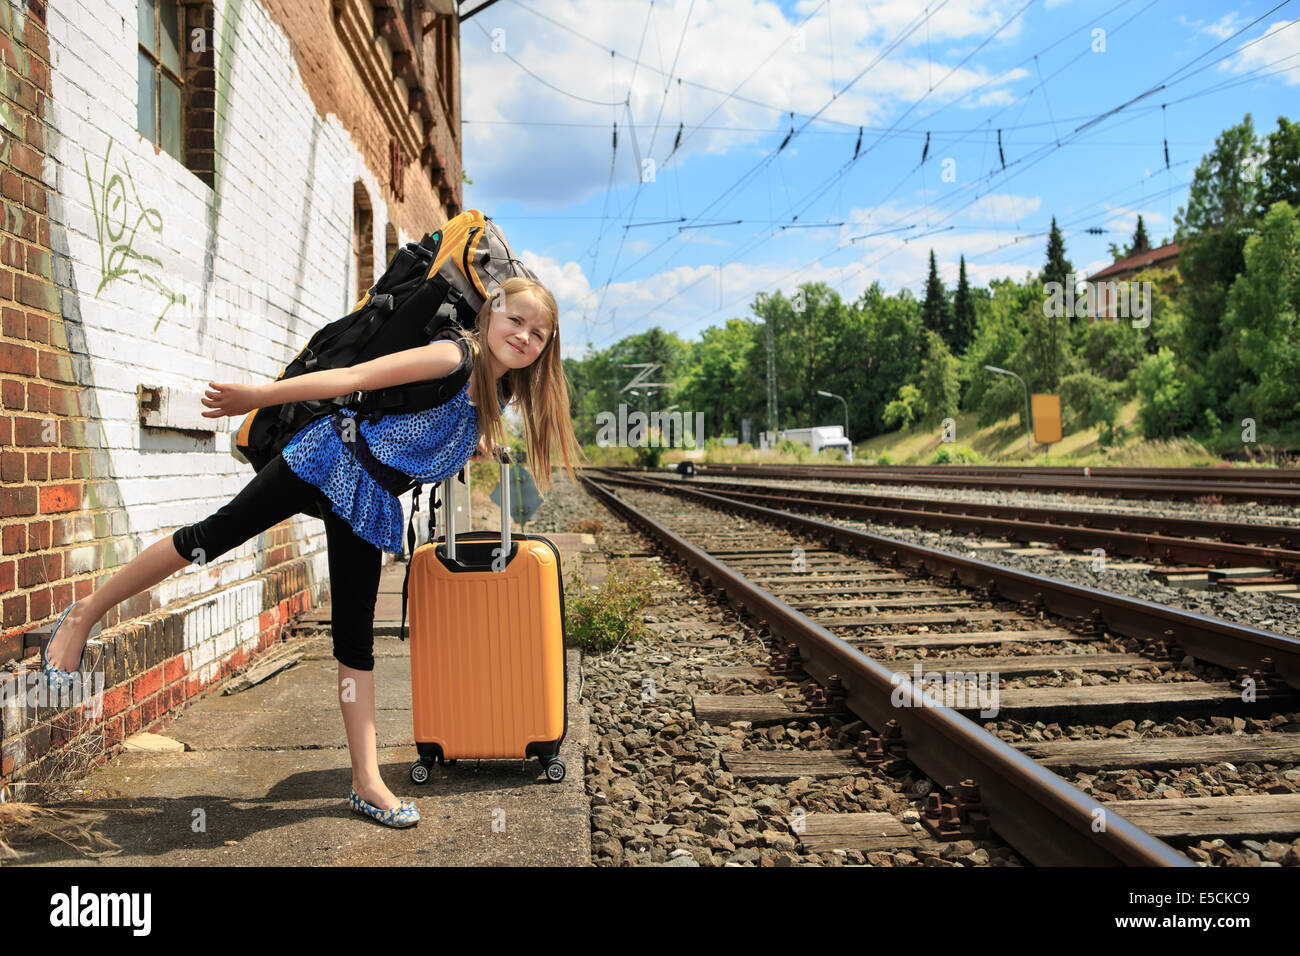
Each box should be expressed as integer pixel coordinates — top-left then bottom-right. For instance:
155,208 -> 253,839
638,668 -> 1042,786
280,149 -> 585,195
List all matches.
47,2 -> 413,628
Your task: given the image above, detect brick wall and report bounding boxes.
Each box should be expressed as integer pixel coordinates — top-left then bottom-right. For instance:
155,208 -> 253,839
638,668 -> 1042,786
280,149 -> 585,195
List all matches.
0,0 -> 460,800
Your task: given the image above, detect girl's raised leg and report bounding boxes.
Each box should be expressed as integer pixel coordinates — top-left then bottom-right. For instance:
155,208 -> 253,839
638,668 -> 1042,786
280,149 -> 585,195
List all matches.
44,535 -> 191,672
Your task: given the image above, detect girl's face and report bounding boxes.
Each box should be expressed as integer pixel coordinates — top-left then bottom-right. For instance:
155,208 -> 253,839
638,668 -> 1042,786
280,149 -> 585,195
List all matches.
487,292 -> 551,372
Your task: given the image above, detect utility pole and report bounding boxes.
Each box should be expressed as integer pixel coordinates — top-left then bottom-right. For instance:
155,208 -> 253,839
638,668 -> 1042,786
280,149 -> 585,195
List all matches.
765,312 -> 777,435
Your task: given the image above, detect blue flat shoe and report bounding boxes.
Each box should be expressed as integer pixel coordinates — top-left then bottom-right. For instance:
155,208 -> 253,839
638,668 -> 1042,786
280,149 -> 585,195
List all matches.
41,600 -> 89,694
348,787 -> 420,828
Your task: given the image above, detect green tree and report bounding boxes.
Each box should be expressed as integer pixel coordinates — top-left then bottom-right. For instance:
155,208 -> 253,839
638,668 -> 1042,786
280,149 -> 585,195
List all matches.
677,317 -> 763,440
1040,216 -> 1072,290
952,254 -> 976,355
921,249 -> 951,342
1219,200 -> 1300,427
1131,215 -> 1151,255
960,276 -> 1033,427
851,282 -> 924,436
1174,114 -> 1261,381
882,383 -> 923,431
1136,347 -> 1201,438
1255,116 -> 1300,220
916,329 -> 961,428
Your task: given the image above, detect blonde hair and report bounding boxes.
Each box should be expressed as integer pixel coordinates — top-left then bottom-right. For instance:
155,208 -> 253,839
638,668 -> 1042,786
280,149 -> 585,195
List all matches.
445,276 -> 587,492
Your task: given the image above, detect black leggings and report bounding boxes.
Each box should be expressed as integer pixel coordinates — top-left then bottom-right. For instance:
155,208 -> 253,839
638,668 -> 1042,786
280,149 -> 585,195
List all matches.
171,453 -> 383,671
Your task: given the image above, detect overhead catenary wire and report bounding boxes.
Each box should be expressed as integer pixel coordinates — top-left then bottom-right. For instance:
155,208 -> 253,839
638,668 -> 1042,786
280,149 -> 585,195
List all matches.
541,0 -> 1294,348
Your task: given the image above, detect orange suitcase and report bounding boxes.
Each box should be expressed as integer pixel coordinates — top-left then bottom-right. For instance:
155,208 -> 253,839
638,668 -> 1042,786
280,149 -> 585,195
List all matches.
406,446 -> 568,784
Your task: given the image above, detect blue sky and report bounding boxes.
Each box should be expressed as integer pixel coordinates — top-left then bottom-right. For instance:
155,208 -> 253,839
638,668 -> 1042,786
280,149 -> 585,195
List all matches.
459,0 -> 1300,360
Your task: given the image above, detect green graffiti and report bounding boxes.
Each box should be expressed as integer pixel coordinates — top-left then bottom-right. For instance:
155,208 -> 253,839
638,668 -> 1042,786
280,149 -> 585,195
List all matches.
84,136 -> 186,331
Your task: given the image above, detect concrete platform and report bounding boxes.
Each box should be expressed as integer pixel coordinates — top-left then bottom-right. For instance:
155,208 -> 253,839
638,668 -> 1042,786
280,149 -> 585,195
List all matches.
8,549 -> 595,868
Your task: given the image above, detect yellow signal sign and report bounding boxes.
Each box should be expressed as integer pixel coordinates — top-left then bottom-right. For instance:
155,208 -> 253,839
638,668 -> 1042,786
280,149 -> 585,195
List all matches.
1032,394 -> 1062,444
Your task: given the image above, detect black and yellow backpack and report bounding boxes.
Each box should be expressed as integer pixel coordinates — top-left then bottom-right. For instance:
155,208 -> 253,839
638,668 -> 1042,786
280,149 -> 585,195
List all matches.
232,209 -> 535,485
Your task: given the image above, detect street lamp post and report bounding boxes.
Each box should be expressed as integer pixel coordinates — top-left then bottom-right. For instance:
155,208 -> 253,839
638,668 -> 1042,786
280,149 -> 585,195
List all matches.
984,365 -> 1033,456
816,389 -> 850,460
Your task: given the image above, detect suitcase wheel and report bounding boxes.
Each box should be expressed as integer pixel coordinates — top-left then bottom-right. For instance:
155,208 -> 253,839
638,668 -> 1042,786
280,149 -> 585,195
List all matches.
409,760 -> 433,785
542,757 -> 565,783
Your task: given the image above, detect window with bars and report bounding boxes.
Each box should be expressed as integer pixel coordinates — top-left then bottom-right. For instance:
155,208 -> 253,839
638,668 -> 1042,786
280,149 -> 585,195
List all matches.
137,0 -> 185,163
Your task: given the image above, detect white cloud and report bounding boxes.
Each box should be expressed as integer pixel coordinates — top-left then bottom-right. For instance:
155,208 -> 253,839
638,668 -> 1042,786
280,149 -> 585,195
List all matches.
966,192 -> 1042,222
462,0 -> 1032,208
1219,19 -> 1300,85
1203,13 -> 1248,41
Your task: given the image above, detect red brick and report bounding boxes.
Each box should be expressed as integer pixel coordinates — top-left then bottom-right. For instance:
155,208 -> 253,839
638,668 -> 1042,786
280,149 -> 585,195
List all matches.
141,694 -> 163,725
2,594 -> 25,628
25,311 -> 47,344
1,307 -> 23,338
0,490 -> 36,525
37,483 -> 78,514
13,415 -> 53,445
0,559 -> 13,593
47,450 -> 70,480
0,171 -> 21,203
0,269 -> 12,299
44,386 -> 71,417
0,237 -> 24,271
1,522 -> 25,553
0,378 -> 22,408
24,18 -> 50,62
28,586 -> 50,619
132,664 -> 164,702
18,552 -> 58,586
24,452 -> 47,481
24,383 -> 47,414
101,684 -> 130,719
23,114 -> 45,155
25,246 -> 49,280
164,655 -> 187,683
15,274 -> 56,311
0,451 -> 22,482
0,343 -> 37,376
123,705 -> 141,738
10,144 -> 40,180
24,519 -> 49,549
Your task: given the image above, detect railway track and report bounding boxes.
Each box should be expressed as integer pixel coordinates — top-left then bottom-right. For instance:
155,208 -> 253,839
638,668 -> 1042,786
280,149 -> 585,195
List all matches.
608,462 -> 1300,505
577,469 -> 1300,867
590,469 -> 1300,588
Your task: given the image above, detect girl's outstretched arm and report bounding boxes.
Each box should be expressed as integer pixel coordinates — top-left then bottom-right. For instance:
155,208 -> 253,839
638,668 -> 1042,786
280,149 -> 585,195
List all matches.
202,341 -> 465,417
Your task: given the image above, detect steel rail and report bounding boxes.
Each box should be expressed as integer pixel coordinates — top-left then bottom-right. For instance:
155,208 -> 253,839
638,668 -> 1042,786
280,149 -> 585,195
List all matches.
588,471 -> 1300,574
614,463 -> 1300,504
634,472 -> 1300,548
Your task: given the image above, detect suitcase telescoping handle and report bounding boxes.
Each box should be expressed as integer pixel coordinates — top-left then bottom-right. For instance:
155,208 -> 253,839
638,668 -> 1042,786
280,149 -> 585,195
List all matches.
442,444 -> 511,561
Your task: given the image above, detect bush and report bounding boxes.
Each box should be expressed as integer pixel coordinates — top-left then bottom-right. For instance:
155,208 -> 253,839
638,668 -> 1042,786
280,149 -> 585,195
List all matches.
776,438 -> 810,461
565,557 -> 664,653
928,444 -> 979,464
1136,347 -> 1202,438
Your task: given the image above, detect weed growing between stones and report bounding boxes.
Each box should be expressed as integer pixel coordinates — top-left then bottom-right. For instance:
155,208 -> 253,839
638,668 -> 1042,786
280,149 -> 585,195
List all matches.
565,556 -> 664,653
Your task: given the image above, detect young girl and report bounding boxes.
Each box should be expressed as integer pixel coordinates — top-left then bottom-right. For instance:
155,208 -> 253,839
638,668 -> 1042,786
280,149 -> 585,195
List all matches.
40,275 -> 584,829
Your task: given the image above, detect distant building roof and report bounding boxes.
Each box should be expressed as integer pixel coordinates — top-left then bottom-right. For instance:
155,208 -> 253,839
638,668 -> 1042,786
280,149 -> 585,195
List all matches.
1088,241 -> 1180,281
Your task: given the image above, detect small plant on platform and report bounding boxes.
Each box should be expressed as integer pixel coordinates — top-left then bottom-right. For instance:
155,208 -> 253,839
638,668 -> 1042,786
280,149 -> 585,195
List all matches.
565,557 -> 664,653
573,518 -> 605,535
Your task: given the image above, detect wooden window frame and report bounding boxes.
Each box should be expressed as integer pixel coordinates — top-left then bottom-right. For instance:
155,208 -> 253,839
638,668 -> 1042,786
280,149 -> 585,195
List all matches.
139,0 -> 186,163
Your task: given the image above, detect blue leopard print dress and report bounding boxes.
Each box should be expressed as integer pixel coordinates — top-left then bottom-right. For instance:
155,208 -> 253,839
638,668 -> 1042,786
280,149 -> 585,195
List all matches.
280,334 -> 486,555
